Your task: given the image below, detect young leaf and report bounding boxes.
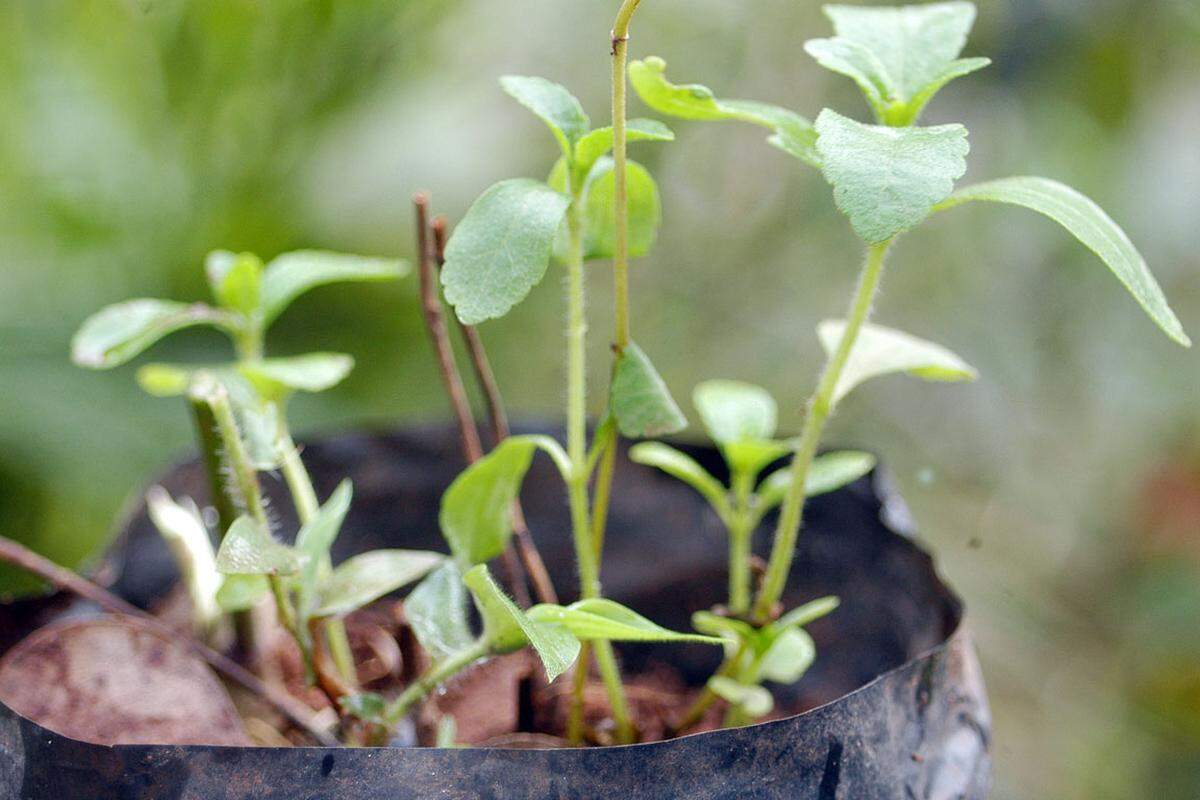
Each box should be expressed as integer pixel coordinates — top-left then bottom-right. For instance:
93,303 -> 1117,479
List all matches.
215,516 -> 302,576
573,119 -> 674,177
145,487 -> 221,630
439,437 -> 538,566
576,157 -> 662,259
934,176 -> 1190,347
527,599 -> 724,645
71,299 -> 233,369
205,251 -> 263,318
818,320 -> 977,405
610,342 -> 687,438
708,677 -> 773,718
815,109 -> 969,244
693,380 -> 778,445
462,565 -> 580,682
758,627 -> 816,685
628,442 -> 729,516
238,353 -> 355,402
406,562 -> 475,661
691,611 -> 757,644
291,480 -> 353,617
136,363 -> 196,397
313,549 -> 443,618
499,75 -> 590,158
628,56 -> 819,168
757,452 -> 876,511
260,251 -> 407,327
215,573 -> 269,613
441,179 -> 571,325
775,596 -> 841,630
721,439 -> 793,481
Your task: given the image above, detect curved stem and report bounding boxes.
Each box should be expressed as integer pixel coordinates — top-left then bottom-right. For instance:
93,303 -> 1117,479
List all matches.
752,240 -> 892,622
384,641 -> 490,724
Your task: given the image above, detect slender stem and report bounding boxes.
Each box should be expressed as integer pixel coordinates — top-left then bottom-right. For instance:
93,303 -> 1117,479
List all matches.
610,0 -> 642,353
752,240 -> 892,622
384,640 -> 490,724
727,469 -> 755,615
670,640 -> 748,735
592,640 -> 633,742
589,424 -> 618,560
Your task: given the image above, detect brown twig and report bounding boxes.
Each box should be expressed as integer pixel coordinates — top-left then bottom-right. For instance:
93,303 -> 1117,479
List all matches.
431,215 -> 558,606
0,534 -> 338,746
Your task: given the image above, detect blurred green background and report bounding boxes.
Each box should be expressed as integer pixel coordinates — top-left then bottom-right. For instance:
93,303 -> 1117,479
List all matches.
1,0 -> 1198,795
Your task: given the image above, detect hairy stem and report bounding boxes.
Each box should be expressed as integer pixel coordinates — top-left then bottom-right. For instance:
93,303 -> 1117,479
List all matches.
610,0 -> 643,353
752,240 -> 892,622
384,641 -> 490,724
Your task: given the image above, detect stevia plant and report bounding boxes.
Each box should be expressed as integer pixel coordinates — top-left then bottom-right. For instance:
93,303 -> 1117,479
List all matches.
626,0 -> 1189,726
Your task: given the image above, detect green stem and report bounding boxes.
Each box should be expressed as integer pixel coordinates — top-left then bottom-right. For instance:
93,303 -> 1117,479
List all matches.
727,469 -> 754,616
384,640 -> 490,724
610,0 -> 642,353
752,240 -> 892,622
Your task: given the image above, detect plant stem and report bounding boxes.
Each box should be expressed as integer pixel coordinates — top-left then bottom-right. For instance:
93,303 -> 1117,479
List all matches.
670,639 -> 748,735
752,240 -> 892,622
384,640 -> 490,724
610,0 -> 642,353
727,470 -> 755,616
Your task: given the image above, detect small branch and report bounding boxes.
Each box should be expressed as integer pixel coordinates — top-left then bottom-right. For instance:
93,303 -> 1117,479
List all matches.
0,534 -> 337,746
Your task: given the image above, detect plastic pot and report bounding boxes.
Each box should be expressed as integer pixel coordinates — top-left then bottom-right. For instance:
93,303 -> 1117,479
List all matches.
0,426 -> 991,799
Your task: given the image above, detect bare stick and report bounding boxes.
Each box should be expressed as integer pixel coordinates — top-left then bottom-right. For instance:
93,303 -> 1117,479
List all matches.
0,534 -> 338,747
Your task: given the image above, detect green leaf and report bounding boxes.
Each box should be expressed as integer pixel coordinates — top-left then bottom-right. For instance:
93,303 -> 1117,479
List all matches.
71,299 -> 233,369
313,549 -> 443,618
579,158 -> 661,259
238,353 -> 355,402
815,109 -> 969,244
340,692 -> 387,725
934,176 -> 1191,347
439,437 -> 539,566
441,179 -> 571,325
691,611 -> 757,643
499,75 -> 590,157
573,119 -> 674,176
721,439 -> 793,481
145,487 -> 220,629
528,599 -> 724,645
758,627 -> 816,684
708,677 -> 773,718
775,596 -> 841,630
214,372 -> 284,470
693,380 -> 777,445
629,56 -> 819,168
215,516 -> 302,576
136,363 -> 195,397
758,452 -> 876,511
628,442 -> 729,516
407,562 -> 475,661
291,480 -> 353,618
205,251 -> 263,318
216,573 -> 269,613
819,320 -> 978,405
260,250 -> 407,327
462,564 -> 580,682
610,342 -> 687,438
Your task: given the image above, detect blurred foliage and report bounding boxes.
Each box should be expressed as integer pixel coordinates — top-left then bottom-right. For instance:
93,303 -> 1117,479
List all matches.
0,0 -> 1197,796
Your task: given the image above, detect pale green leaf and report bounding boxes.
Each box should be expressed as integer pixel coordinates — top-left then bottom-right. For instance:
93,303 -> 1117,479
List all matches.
206,251 -> 263,317
528,599 -> 723,645
577,157 -> 662,259
721,439 -> 793,481
758,627 -> 816,684
611,342 -> 687,438
775,596 -> 841,630
441,179 -> 571,325
499,75 -> 590,157
292,480 -> 353,617
215,516 -> 302,576
628,442 -> 729,516
691,611 -> 756,643
573,119 -> 674,176
629,56 -> 819,168
136,363 -> 195,397
804,37 -> 893,115
216,573 -> 269,613
439,437 -> 538,566
693,380 -> 777,445
758,452 -> 876,512
819,320 -> 977,405
407,562 -> 475,661
708,677 -> 773,718
71,299 -> 233,369
902,57 -> 991,125
238,353 -> 355,401
934,176 -> 1190,347
313,549 -> 443,618
463,565 -> 580,682
815,109 -> 968,244
145,487 -> 221,629
260,250 -> 407,326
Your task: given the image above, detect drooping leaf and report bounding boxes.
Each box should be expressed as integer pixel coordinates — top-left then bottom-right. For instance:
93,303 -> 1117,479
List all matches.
238,353 -> 355,402
313,549 -> 443,618
610,342 -> 687,438
406,562 -> 475,661
499,75 -> 590,157
215,516 -> 302,576
758,627 -> 816,684
441,179 -> 571,325
815,109 -> 969,244
819,320 -> 977,405
628,442 -> 729,516
145,487 -> 221,630
628,56 -> 819,168
775,596 -> 841,630
462,565 -> 580,682
693,380 -> 777,445
260,251 -> 407,327
439,437 -> 539,566
757,452 -> 876,511
573,119 -> 674,176
71,299 -> 233,369
707,677 -> 773,718
215,573 -> 269,613
205,251 -> 263,318
934,176 -> 1190,347
528,599 -> 724,645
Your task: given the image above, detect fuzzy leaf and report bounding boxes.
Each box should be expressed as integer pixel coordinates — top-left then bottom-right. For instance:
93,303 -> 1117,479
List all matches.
500,75 -> 590,157
238,353 -> 355,401
441,179 -> 571,325
573,119 -> 674,176
693,380 -> 777,445
819,320 -> 977,405
71,299 -> 232,369
216,574 -> 269,613
260,251 -> 406,326
758,452 -> 876,511
708,677 -> 773,718
611,342 -> 687,438
935,176 -> 1190,347
629,56 -> 819,168
776,596 -> 841,630
628,442 -> 728,515
205,251 -> 263,317
758,627 -> 816,684
463,565 -> 580,682
528,599 -> 724,645
816,109 -> 968,244
439,437 -> 539,566
215,516 -> 301,576
314,549 -> 443,618
406,562 -> 475,661
577,158 -> 661,259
